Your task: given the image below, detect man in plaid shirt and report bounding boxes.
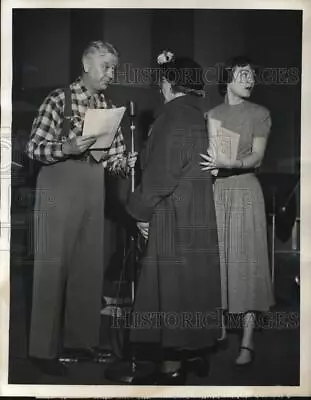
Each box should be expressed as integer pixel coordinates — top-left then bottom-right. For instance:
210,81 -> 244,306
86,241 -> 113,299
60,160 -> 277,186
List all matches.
26,40 -> 137,375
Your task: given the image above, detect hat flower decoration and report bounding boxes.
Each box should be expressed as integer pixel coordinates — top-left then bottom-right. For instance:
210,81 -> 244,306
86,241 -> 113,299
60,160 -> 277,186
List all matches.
157,50 -> 174,65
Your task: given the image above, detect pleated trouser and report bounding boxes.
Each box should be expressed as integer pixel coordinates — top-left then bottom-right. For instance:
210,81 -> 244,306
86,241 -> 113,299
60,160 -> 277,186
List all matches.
29,159 -> 105,359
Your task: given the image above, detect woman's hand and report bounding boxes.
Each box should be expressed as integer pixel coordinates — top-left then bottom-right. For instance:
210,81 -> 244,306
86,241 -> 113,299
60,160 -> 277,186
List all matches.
200,150 -> 238,170
137,221 -> 149,240
200,151 -> 217,171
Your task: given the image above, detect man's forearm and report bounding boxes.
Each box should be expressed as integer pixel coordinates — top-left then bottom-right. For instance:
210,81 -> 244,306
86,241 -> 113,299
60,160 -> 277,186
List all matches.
25,138 -> 67,165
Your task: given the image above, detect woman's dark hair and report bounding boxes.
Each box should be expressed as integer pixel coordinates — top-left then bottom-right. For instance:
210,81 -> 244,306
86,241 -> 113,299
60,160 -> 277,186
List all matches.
156,57 -> 205,96
218,55 -> 255,96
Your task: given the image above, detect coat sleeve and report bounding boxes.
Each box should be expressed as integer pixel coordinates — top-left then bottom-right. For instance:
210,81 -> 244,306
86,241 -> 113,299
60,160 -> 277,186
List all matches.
126,111 -> 190,222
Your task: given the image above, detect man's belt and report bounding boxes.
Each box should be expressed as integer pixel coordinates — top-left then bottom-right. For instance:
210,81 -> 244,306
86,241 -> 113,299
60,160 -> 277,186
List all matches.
72,151 -> 99,164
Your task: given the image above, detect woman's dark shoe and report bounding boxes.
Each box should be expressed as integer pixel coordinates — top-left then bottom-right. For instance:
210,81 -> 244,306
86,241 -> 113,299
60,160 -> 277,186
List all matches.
187,356 -> 210,378
234,346 -> 255,368
156,367 -> 187,385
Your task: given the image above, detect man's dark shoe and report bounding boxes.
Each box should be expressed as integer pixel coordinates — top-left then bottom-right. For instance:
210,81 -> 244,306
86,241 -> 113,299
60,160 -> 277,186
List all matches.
59,347 -> 117,363
95,348 -> 118,364
30,357 -> 68,376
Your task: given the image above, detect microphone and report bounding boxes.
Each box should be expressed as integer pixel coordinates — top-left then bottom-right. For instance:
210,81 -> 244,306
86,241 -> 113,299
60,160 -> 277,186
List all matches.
129,101 -> 136,119
128,101 -> 136,192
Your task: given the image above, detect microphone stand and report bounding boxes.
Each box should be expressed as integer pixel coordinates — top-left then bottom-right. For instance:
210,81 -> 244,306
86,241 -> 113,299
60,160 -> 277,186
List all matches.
271,187 -> 276,287
269,178 -> 300,295
275,179 -> 300,290
105,104 -> 156,384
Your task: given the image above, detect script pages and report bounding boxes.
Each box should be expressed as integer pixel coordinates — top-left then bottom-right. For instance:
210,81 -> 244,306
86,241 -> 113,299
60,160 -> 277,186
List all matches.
82,107 -> 126,161
207,117 -> 240,176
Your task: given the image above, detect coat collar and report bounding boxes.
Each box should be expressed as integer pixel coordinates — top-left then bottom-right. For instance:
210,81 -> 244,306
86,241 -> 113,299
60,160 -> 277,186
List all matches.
163,94 -> 203,113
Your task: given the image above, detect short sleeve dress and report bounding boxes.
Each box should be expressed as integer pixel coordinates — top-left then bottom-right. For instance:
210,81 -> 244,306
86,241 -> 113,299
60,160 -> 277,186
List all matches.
207,100 -> 274,313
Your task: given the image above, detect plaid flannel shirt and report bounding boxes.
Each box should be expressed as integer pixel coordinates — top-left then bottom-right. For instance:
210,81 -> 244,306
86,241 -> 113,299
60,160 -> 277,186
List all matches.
25,77 -> 129,175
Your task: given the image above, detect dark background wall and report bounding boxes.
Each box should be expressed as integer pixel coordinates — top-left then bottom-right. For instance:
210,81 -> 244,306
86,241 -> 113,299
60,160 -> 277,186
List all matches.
12,9 -> 301,259
10,9 -> 301,350
12,8 -> 302,174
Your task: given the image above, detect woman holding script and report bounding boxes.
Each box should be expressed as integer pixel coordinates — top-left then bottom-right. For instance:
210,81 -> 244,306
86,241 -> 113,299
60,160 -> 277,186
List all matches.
201,56 -> 274,367
126,51 -> 221,385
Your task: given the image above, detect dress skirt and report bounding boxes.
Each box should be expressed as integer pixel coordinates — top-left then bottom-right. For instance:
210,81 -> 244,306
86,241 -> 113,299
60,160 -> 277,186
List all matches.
213,173 -> 274,313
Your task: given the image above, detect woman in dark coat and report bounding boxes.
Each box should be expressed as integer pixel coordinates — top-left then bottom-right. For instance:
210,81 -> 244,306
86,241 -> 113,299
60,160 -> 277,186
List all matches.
126,51 -> 222,384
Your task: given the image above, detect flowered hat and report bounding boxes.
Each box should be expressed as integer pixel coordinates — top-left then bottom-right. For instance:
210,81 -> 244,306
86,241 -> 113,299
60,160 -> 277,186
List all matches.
156,50 -> 205,94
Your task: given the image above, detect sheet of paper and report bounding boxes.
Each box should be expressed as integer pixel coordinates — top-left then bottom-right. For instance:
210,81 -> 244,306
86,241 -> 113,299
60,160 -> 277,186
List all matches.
207,118 -> 240,175
82,107 -> 126,150
219,126 -> 240,163
208,118 -> 240,162
207,118 -> 221,176
208,117 -> 222,138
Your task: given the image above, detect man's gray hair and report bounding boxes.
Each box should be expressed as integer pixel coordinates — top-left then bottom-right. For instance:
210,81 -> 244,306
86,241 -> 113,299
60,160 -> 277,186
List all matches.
82,41 -> 119,59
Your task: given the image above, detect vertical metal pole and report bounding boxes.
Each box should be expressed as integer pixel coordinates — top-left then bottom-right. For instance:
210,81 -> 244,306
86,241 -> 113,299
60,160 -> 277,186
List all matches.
292,219 -> 297,251
130,122 -> 135,193
271,213 -> 276,286
130,120 -> 136,304
271,192 -> 276,287
130,119 -> 136,372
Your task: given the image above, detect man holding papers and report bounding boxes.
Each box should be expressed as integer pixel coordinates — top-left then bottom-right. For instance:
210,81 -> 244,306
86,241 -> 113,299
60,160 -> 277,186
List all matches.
25,40 -> 136,375
201,56 -> 274,368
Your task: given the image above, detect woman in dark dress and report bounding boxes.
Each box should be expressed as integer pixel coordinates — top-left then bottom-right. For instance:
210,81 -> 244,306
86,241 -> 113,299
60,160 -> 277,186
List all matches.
126,51 -> 222,384
201,56 -> 274,366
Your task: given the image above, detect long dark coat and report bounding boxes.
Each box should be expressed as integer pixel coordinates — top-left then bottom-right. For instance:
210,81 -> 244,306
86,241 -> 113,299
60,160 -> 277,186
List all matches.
126,95 -> 221,351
